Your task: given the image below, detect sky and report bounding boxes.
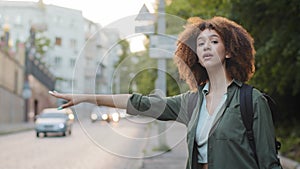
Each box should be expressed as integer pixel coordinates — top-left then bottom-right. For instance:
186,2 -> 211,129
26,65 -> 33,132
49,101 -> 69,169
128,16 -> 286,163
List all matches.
3,0 -> 157,51
8,0 -> 156,26
44,0 -> 156,52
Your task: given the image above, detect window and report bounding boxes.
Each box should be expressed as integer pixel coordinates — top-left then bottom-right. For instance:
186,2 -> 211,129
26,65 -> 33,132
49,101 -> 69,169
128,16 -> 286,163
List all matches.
70,39 -> 77,48
55,37 -> 62,46
14,70 -> 18,93
54,56 -> 62,66
70,58 -> 76,67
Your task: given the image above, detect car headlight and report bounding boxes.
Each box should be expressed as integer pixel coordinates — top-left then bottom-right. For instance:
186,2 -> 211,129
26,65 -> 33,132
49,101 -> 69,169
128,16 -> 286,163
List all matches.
91,113 -> 98,120
101,114 -> 108,120
112,113 -> 119,122
68,114 -> 75,120
58,123 -> 65,129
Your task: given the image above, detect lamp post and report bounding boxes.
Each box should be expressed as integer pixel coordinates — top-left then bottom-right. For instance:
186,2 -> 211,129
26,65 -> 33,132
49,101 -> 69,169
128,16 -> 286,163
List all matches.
154,0 -> 170,151
22,26 -> 35,122
135,0 -> 175,151
22,80 -> 31,122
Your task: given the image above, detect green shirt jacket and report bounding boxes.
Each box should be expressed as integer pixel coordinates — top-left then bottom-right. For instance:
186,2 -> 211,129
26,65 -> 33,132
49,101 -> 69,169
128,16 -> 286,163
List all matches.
127,80 -> 282,169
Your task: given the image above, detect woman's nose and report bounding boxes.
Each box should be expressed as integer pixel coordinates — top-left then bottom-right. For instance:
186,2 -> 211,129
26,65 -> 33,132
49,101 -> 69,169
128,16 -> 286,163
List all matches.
204,42 -> 211,50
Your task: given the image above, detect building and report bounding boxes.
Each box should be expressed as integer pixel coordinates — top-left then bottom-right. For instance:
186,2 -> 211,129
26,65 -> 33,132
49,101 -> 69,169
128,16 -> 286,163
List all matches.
84,19 -> 121,94
0,0 -> 122,120
0,1 -> 121,94
0,40 -> 26,123
0,33 -> 56,123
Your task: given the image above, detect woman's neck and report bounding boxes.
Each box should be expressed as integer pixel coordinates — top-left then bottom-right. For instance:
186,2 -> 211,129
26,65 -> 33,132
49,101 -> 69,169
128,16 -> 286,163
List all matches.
207,66 -> 232,94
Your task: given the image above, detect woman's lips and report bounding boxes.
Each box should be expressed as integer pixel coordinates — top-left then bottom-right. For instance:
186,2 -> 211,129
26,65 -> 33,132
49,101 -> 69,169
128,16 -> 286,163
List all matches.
203,53 -> 213,59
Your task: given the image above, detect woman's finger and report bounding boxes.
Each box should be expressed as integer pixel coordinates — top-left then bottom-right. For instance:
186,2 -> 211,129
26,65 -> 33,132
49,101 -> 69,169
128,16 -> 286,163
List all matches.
48,91 -> 60,98
49,91 -> 68,100
58,101 -> 74,110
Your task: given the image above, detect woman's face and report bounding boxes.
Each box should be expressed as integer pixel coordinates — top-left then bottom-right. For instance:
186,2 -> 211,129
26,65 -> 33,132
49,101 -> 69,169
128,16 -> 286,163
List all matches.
196,29 -> 227,69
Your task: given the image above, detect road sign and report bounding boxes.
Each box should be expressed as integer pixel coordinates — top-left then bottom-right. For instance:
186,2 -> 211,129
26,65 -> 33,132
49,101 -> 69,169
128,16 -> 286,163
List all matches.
135,24 -> 155,34
135,4 -> 155,34
149,34 -> 177,59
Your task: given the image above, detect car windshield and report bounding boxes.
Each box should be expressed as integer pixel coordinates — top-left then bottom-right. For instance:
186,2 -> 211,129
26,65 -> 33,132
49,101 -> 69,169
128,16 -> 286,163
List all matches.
39,113 -> 67,118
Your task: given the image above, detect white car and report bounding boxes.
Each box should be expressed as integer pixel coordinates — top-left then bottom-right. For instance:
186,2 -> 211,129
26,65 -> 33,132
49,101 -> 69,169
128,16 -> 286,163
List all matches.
35,108 -> 74,137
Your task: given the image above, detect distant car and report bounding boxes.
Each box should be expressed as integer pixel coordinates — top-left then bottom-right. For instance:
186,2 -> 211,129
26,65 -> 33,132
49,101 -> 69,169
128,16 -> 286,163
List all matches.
90,106 -> 121,123
35,108 -> 74,137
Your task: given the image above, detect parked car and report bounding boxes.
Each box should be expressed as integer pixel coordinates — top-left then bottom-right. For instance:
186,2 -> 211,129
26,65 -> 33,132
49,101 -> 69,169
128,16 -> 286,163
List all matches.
90,106 -> 121,123
35,108 -> 74,137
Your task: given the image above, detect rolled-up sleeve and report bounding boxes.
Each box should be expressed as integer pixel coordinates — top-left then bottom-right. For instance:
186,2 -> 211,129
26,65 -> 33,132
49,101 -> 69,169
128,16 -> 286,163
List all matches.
127,92 -> 190,125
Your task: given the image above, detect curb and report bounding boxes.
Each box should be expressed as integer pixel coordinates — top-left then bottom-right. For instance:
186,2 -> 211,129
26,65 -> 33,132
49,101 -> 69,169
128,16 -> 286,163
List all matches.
280,155 -> 300,169
0,123 -> 34,136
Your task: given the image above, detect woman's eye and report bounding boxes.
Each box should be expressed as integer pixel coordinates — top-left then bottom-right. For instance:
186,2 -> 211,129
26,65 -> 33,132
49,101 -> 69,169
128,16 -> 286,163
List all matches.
198,42 -> 204,46
211,40 -> 218,44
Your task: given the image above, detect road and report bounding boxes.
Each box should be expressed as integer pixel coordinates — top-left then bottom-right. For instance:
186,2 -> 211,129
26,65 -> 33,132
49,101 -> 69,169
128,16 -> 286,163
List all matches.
0,117 -> 150,169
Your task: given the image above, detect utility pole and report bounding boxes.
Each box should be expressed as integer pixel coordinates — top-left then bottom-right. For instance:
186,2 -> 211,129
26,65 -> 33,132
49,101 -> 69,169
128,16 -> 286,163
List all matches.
135,0 -> 175,152
154,0 -> 170,151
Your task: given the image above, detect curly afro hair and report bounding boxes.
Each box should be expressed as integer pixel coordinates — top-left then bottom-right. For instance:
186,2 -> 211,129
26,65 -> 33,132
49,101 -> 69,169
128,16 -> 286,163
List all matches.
174,16 -> 255,91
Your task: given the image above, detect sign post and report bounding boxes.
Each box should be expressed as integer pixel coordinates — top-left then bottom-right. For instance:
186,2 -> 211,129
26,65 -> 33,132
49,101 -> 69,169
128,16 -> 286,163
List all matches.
135,0 -> 178,151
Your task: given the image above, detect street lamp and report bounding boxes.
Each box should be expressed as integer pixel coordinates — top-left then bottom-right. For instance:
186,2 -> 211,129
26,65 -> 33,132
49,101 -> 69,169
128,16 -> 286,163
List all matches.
22,81 -> 32,122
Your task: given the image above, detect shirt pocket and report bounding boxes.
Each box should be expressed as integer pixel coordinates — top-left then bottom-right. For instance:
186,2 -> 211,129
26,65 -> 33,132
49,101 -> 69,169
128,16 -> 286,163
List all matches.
213,107 -> 245,142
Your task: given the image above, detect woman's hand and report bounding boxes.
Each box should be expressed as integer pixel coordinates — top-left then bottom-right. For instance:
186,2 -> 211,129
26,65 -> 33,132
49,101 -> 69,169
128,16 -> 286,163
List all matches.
48,91 -> 83,109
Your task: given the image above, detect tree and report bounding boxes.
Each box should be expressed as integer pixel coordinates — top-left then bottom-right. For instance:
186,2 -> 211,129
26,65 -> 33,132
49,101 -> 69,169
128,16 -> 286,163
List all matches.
166,0 -> 232,20
166,0 -> 300,159
113,39 -> 157,95
230,0 -> 300,123
231,0 -> 300,96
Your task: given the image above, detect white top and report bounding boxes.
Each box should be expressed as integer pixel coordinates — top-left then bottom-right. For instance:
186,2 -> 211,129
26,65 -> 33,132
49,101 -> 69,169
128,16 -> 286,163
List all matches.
196,83 -> 227,163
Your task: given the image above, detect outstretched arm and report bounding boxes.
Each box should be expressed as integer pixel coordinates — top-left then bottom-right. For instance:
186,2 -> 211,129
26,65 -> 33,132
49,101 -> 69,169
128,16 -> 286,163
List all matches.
48,91 -> 132,109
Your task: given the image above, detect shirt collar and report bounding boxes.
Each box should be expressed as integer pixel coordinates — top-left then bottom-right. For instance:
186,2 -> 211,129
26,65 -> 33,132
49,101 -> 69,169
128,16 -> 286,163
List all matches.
199,79 -> 243,94
230,79 -> 243,87
202,83 -> 209,96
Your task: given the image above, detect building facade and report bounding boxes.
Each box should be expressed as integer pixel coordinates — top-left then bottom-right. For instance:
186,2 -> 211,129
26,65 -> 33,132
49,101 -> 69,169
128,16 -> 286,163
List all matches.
0,0 -> 122,120
0,1 -> 121,92
0,42 -> 25,123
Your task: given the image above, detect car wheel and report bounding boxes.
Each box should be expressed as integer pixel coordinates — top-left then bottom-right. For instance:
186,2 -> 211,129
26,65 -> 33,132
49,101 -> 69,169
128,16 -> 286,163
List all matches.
36,132 -> 39,137
44,132 -> 47,137
62,132 -> 66,136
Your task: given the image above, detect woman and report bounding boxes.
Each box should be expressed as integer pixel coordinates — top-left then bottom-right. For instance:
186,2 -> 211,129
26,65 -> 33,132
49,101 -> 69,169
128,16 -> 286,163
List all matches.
49,16 -> 281,169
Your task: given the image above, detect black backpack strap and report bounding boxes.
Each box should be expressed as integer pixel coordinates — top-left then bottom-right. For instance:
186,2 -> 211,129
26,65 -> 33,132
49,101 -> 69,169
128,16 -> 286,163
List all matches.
240,84 -> 259,165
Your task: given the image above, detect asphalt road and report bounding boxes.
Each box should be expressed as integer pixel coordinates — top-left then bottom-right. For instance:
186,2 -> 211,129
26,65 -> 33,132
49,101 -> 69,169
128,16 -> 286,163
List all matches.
0,117 -> 149,169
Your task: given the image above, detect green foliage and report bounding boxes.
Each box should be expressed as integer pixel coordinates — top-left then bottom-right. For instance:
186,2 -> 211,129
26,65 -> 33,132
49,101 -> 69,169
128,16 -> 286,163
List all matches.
129,49 -> 157,95
113,39 -> 157,95
164,14 -> 186,35
35,35 -> 51,56
166,59 -> 189,96
166,0 -> 300,96
166,0 -> 232,19
165,0 -> 300,161
277,124 -> 300,161
231,0 -> 300,96
114,31 -> 189,96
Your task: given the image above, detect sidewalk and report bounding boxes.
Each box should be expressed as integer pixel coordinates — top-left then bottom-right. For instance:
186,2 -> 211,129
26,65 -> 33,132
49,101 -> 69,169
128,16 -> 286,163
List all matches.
0,122 -> 35,135
140,121 -> 188,169
139,120 -> 300,169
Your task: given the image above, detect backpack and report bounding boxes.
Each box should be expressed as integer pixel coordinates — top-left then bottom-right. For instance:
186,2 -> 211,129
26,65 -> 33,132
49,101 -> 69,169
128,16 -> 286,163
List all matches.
240,83 -> 281,166
187,84 -> 282,166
